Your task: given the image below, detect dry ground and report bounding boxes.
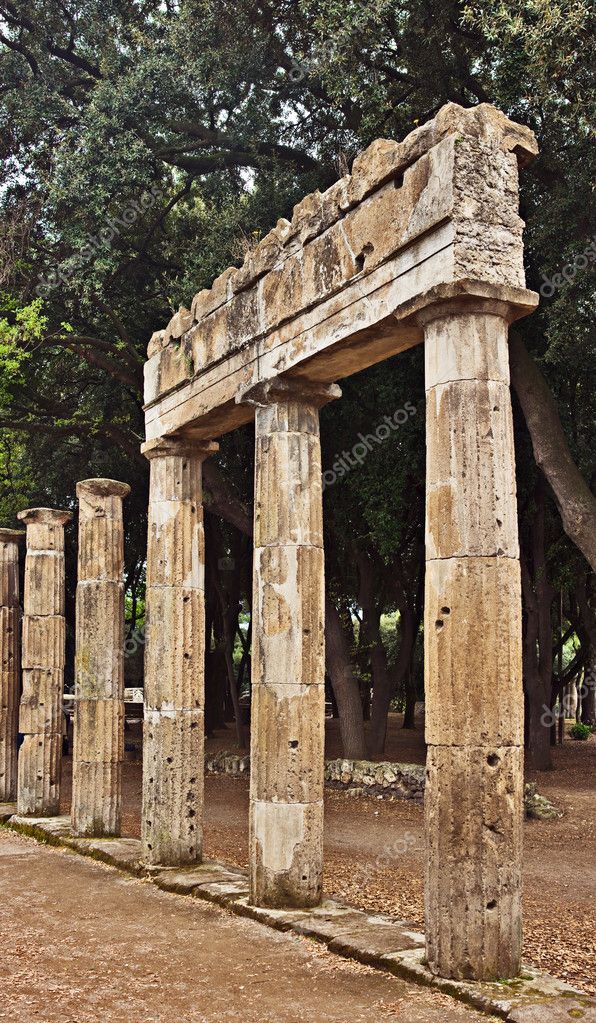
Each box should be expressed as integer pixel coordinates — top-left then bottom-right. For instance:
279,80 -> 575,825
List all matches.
0,828 -> 498,1023
59,714 -> 596,996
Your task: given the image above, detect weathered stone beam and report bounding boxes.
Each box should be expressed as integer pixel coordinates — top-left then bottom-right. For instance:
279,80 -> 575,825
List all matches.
16,508 -> 72,816
240,378 -> 340,908
71,479 -> 130,837
144,103 -> 538,443
0,529 -> 24,801
420,300 -> 523,981
140,436 -> 218,866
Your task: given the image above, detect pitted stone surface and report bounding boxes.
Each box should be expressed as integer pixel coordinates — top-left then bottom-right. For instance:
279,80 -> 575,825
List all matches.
250,684 -> 325,803
250,799 -> 324,909
247,381 -> 335,908
141,440 -> 216,867
424,744 -> 523,982
0,530 -> 23,801
425,377 -> 518,560
23,550 -> 65,616
143,104 -> 537,445
424,557 -> 523,747
140,437 -> 218,863
142,707 -> 205,865
252,545 -> 325,689
72,480 -> 129,838
16,509 -> 71,817
143,589 -> 205,708
423,307 -> 523,981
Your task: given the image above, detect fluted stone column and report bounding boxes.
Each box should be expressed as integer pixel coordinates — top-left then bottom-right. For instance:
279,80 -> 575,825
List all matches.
241,377 -> 340,908
0,529 -> 24,801
140,436 -> 218,866
72,479 -> 130,836
421,300 -> 523,980
17,508 -> 72,816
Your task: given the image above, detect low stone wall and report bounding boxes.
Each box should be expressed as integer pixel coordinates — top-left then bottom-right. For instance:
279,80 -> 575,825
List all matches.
205,751 -> 250,776
205,751 -> 425,799
324,759 -> 425,800
205,751 -> 561,818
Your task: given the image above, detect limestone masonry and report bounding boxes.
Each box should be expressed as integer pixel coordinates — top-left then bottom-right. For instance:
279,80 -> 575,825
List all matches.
72,479 -> 130,837
4,101 -> 541,987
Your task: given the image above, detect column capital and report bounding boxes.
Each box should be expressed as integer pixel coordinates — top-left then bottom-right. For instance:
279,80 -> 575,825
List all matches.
17,507 -> 73,527
141,436 -> 219,462
76,478 -> 131,501
409,281 -> 538,329
237,376 -> 341,409
0,528 -> 25,544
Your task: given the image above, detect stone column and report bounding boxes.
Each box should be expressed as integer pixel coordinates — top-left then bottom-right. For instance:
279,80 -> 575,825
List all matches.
140,436 -> 218,866
240,377 -> 340,908
0,529 -> 24,801
17,508 -> 72,816
563,680 -> 578,720
421,301 -> 523,980
72,479 -> 130,836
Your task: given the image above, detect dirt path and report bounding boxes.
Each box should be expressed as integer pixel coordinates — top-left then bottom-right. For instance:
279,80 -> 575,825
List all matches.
0,828 -> 496,1023
59,717 -> 596,995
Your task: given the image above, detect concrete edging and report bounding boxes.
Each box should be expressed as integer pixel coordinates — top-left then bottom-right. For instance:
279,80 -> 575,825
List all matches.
0,807 -> 592,1022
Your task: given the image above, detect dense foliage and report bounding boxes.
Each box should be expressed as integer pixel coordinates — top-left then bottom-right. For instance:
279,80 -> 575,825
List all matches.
0,0 -> 594,761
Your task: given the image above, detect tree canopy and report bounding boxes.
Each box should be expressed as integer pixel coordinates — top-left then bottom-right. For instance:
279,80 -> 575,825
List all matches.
1,0 -> 594,763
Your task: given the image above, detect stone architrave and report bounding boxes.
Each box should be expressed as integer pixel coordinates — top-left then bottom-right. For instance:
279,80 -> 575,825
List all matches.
72,479 -> 130,836
140,103 -> 541,981
140,436 -> 218,866
421,300 -> 524,981
17,508 -> 72,816
241,378 -> 340,908
0,529 -> 24,801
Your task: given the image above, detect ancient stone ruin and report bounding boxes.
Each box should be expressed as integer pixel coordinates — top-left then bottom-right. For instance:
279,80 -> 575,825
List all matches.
71,479 -> 130,837
1,101 -> 540,984
0,528 -> 24,801
16,508 -> 72,816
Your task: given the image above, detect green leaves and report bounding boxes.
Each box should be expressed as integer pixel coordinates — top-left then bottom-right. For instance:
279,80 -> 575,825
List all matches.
0,297 -> 48,398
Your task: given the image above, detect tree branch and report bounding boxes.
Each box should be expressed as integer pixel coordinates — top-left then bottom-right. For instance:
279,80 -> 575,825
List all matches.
510,330 -> 596,572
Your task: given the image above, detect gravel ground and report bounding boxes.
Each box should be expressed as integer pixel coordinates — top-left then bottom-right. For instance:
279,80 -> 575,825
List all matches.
59,715 -> 595,995
0,828 -> 497,1023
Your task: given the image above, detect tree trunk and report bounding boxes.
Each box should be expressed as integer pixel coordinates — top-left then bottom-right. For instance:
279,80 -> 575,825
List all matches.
526,682 -> 554,770
325,596 -> 367,759
368,640 -> 392,752
509,332 -> 596,571
563,679 -> 578,719
213,578 -> 246,749
403,666 -> 417,729
369,603 -> 416,752
520,478 -> 555,770
574,576 -> 596,726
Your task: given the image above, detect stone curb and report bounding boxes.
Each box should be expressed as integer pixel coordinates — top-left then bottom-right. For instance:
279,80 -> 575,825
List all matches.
2,810 -> 593,1021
